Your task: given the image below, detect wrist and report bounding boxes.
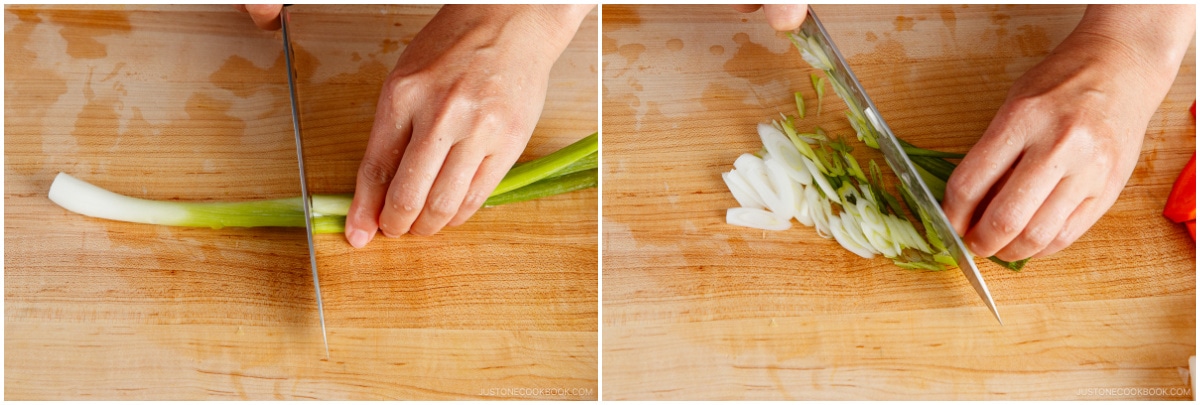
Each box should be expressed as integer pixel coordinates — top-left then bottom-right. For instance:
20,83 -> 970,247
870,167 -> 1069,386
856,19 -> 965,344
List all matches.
436,5 -> 590,71
1069,5 -> 1194,89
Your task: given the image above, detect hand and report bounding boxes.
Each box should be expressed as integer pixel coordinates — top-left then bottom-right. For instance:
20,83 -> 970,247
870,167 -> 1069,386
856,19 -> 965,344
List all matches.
233,4 -> 283,30
942,5 -> 1194,261
731,4 -> 808,31
344,5 -> 592,247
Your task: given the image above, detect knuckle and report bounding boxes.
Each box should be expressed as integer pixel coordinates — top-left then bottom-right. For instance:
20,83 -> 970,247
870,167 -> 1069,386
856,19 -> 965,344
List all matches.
988,207 -> 1025,236
387,185 -> 424,214
1019,223 -> 1056,250
1050,230 -> 1075,252
464,190 -> 489,209
425,194 -> 459,218
358,159 -> 396,186
943,175 -> 971,204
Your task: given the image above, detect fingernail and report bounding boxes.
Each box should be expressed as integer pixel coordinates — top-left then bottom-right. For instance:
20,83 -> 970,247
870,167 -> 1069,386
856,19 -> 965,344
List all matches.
348,229 -> 370,248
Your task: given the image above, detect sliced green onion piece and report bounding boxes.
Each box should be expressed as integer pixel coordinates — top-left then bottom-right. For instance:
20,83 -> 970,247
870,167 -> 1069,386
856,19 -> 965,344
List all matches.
727,207 -> 792,231
759,122 -> 812,185
811,74 -> 825,116
794,91 -> 806,119
723,169 -> 767,210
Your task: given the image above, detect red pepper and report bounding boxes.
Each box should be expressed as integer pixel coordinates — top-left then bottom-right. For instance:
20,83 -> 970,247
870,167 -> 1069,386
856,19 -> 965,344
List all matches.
1168,102 -> 1198,240
1165,154 -> 1196,224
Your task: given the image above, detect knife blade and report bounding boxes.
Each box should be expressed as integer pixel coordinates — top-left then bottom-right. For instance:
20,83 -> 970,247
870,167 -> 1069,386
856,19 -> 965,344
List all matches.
797,8 -> 1002,324
280,6 -> 331,356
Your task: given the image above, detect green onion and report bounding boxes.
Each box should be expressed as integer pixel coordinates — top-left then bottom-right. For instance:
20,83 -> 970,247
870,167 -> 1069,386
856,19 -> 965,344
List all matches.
49,134 -> 599,234
785,28 -> 1029,271
484,168 -> 597,207
492,132 -> 598,196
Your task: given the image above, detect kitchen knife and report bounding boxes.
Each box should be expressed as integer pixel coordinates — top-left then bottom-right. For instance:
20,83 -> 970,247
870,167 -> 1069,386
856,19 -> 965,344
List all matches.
796,8 -> 1002,324
280,5 -> 331,356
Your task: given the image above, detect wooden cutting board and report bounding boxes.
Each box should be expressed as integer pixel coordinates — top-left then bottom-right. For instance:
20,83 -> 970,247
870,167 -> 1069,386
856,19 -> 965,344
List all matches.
5,5 -> 597,400
603,4 -> 1195,400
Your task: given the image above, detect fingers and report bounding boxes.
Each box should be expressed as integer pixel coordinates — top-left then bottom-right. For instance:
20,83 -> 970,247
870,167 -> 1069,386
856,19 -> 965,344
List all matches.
942,114 -> 1025,236
408,142 -> 486,235
447,150 -> 523,227
992,177 -> 1088,261
376,118 -> 456,238
242,4 -> 283,31
344,90 -> 414,248
762,4 -> 808,31
962,151 -> 1067,258
729,4 -> 808,31
1035,188 -> 1119,258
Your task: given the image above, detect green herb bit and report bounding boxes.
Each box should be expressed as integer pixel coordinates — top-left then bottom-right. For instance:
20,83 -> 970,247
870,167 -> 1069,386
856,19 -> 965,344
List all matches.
794,91 -> 806,119
988,256 -> 1030,271
811,74 -> 826,116
841,151 -> 868,184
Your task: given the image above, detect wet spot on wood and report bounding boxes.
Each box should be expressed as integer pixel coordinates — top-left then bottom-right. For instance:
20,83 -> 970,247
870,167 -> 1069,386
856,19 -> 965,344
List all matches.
617,43 -> 646,64
666,38 -> 683,51
724,32 -> 798,86
44,9 -> 132,59
602,35 -> 618,55
379,38 -> 399,54
894,16 -> 915,32
991,13 -> 1010,26
938,5 -> 957,36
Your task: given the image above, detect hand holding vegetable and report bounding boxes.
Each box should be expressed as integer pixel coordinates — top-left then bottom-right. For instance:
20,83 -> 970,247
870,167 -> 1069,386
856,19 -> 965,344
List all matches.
942,5 -> 1195,261
730,4 -> 808,31
239,5 -> 593,247
346,5 -> 590,247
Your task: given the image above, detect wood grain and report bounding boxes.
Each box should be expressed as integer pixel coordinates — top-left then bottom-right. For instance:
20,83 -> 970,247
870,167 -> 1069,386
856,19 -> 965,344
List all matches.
5,4 -> 597,400
602,4 -> 1195,400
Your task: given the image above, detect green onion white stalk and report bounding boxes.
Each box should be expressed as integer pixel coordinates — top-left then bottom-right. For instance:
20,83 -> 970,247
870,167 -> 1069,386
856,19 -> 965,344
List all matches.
722,119 -> 948,269
49,133 -> 598,234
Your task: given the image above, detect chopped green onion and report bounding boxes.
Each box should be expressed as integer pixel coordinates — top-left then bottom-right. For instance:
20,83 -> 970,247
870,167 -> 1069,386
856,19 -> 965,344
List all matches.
811,74 -> 826,116
989,256 -> 1031,271
794,91 -> 806,119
